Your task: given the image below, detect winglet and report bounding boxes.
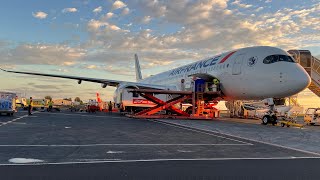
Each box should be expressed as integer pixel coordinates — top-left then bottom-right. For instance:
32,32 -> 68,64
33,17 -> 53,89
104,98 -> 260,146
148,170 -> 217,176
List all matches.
134,54 -> 143,82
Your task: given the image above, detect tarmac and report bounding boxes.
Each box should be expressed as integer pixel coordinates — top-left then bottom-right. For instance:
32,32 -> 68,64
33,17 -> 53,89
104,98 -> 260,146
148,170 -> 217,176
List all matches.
0,111 -> 320,180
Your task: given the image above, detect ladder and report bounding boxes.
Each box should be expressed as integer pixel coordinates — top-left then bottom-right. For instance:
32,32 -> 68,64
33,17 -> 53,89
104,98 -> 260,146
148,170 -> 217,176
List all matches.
197,93 -> 204,116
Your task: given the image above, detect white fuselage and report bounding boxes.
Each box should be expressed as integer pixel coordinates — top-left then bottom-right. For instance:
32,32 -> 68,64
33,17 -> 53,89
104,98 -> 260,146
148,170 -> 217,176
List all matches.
138,46 -> 310,100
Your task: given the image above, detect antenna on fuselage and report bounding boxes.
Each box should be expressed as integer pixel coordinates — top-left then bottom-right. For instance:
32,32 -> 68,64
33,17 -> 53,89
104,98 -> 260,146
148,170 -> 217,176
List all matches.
135,54 -> 143,82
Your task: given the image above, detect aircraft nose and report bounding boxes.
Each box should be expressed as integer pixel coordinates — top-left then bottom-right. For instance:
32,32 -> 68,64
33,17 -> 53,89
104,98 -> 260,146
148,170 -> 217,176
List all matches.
297,70 -> 311,90
288,68 -> 311,94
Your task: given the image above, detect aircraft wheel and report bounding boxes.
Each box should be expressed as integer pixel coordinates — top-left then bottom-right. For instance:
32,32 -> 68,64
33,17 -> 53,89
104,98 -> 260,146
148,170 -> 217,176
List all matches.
262,116 -> 269,125
310,123 -> 315,126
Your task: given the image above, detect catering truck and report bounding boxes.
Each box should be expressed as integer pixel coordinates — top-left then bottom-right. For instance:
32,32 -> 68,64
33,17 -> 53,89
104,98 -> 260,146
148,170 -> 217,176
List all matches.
0,92 -> 16,116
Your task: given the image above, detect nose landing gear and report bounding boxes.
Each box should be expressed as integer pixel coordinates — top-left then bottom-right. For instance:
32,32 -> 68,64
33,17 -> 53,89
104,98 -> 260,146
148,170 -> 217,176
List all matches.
261,113 -> 278,125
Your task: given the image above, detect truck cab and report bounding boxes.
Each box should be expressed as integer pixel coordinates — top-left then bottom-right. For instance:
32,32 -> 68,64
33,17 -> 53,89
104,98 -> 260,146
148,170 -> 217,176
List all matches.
304,108 -> 320,125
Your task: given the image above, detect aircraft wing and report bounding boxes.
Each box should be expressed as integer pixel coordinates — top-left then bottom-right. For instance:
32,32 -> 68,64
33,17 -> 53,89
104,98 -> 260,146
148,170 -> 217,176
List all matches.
0,67 -> 170,90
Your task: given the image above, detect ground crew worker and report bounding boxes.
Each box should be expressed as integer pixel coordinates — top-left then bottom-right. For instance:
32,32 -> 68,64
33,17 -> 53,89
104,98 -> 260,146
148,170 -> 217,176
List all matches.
213,78 -> 220,91
48,100 -> 53,112
41,99 -> 45,111
180,79 -> 185,91
108,101 -> 113,113
28,97 -> 33,115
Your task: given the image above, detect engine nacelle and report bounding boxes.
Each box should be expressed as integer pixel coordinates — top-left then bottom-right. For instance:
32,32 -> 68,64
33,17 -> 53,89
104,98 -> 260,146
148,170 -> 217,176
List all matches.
101,83 -> 107,88
78,80 -> 82,84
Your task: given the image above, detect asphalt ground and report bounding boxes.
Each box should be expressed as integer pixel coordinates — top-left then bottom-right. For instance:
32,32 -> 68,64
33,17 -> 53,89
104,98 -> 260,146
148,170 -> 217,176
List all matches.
0,111 -> 320,180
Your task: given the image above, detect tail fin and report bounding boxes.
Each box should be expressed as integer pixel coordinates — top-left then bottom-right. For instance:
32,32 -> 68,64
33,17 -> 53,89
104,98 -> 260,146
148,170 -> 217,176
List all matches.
96,92 -> 102,103
134,54 -> 143,81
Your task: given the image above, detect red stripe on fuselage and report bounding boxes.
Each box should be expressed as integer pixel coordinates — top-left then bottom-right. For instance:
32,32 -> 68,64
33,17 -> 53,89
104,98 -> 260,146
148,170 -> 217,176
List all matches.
219,51 -> 237,64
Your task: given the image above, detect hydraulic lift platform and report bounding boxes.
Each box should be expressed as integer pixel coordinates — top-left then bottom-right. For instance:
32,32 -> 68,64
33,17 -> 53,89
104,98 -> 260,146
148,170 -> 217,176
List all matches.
126,89 -> 221,120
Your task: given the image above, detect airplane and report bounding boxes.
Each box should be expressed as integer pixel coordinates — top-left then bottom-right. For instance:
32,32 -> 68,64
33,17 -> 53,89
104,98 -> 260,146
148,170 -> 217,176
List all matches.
0,46 -> 311,123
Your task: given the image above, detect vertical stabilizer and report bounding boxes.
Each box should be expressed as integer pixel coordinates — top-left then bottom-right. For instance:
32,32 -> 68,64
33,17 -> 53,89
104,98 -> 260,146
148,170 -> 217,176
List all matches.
135,54 -> 143,81
96,92 -> 102,103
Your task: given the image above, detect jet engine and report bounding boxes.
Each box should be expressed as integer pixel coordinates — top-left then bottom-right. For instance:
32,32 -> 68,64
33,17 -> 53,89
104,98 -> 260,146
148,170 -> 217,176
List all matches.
101,83 -> 107,88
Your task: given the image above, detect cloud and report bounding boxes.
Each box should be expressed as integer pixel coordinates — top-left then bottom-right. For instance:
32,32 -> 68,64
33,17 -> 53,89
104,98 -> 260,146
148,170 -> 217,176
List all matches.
32,84 -> 61,90
109,24 -> 121,31
265,0 -> 272,3
141,16 -> 152,24
93,6 -> 102,13
255,7 -> 264,12
231,0 -> 253,8
85,0 -> 320,64
87,19 -> 109,31
86,65 -> 97,69
32,11 -> 48,19
62,8 -> 78,13
1,43 -> 86,66
122,7 -> 130,15
104,12 -> 114,19
86,19 -> 128,33
112,0 -> 127,10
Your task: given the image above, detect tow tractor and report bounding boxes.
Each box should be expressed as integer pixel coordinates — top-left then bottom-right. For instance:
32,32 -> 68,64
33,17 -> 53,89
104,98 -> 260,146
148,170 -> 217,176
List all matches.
304,108 -> 320,125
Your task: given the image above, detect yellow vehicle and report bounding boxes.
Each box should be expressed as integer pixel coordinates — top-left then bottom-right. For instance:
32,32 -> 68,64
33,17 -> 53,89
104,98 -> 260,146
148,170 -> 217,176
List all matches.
304,108 -> 320,125
30,99 -> 48,111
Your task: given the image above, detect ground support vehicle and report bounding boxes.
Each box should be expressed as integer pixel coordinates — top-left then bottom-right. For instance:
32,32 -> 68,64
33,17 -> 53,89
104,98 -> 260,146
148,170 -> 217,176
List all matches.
279,119 -> 304,128
304,108 -> 320,125
0,92 -> 16,116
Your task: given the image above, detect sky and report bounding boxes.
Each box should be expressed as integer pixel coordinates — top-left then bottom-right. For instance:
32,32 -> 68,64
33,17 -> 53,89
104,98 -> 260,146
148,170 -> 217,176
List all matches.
0,0 -> 319,108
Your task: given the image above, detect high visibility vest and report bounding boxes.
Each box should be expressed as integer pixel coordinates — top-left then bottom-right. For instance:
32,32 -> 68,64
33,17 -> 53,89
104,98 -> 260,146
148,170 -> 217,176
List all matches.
26,99 -> 30,105
213,79 -> 219,85
48,101 -> 53,106
27,99 -> 33,106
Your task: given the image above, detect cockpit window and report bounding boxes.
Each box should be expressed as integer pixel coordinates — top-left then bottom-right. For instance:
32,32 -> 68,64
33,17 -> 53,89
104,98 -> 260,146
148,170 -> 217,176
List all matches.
263,55 -> 296,64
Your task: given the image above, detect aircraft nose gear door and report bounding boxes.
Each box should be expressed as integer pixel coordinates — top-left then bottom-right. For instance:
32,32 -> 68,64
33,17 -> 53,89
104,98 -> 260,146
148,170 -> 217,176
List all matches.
232,54 -> 245,75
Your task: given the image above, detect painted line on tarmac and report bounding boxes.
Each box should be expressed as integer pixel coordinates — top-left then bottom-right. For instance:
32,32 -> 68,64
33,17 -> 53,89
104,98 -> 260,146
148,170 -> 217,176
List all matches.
41,112 -> 121,118
1,156 -> 320,166
0,114 -> 31,127
153,119 -> 320,157
148,119 -> 252,145
11,122 -> 27,125
0,143 -> 251,147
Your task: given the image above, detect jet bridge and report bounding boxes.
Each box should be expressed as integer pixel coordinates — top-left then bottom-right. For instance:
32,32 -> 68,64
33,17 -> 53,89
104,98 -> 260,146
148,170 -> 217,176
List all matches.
288,50 -> 320,97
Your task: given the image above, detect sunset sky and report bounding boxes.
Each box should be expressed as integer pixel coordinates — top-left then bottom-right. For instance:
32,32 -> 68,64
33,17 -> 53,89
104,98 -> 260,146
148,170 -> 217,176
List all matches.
0,0 -> 319,109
